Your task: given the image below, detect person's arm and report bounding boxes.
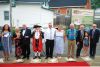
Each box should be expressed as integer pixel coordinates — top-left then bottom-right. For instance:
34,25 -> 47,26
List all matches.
76,30 -> 80,44
63,30 -> 66,42
29,29 -> 31,38
66,29 -> 69,38
96,29 -> 100,43
41,31 -> 44,39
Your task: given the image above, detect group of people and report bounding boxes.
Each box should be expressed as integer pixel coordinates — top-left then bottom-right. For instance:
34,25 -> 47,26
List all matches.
0,23 -> 100,62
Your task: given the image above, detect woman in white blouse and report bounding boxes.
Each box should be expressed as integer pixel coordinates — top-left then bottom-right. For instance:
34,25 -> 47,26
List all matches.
54,25 -> 66,59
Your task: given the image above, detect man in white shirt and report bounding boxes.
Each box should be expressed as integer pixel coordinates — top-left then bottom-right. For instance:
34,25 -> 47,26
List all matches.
44,23 -> 56,59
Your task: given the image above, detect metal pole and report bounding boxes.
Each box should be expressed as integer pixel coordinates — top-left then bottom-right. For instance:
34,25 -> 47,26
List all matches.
9,0 -> 12,29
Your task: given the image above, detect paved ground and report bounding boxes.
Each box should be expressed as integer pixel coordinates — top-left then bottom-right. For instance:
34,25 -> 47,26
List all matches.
0,38 -> 100,66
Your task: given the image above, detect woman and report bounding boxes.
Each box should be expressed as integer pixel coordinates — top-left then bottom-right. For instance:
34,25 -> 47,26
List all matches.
1,24 -> 12,61
54,25 -> 65,59
0,34 -> 3,51
13,27 -> 22,60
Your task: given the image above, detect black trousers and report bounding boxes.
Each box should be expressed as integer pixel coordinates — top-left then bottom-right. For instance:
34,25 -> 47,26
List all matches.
90,40 -> 97,58
22,39 -> 30,58
45,39 -> 54,58
76,41 -> 83,57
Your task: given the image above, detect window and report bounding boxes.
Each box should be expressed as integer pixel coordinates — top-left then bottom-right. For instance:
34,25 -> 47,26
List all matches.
4,11 -> 9,20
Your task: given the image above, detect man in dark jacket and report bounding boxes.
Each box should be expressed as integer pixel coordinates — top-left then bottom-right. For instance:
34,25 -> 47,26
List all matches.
89,24 -> 100,59
76,24 -> 86,58
21,24 -> 31,59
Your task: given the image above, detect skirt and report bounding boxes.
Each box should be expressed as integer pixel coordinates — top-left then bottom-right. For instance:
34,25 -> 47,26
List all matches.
54,36 -> 64,54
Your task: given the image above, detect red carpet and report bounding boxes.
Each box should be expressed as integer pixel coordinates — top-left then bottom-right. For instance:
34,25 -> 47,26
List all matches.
0,62 -> 90,67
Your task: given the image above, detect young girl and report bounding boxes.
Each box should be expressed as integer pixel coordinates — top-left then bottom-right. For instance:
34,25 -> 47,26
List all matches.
83,32 -> 89,57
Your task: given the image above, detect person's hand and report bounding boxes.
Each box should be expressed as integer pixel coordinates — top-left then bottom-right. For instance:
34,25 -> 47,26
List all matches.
25,36 -> 29,38
0,34 -> 1,36
77,42 -> 79,45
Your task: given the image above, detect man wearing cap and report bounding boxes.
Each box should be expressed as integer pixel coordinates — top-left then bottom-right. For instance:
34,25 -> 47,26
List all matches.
31,25 -> 44,59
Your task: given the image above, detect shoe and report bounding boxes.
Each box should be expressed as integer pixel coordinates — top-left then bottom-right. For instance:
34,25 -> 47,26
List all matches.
71,56 -> 74,58
27,57 -> 29,60
76,56 -> 79,58
45,57 -> 48,59
22,57 -> 26,59
33,56 -> 37,59
90,56 -> 95,59
38,56 -> 41,59
50,56 -> 53,59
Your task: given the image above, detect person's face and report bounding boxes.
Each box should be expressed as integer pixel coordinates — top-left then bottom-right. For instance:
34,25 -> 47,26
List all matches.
23,25 -> 27,29
85,33 -> 88,37
4,24 -> 9,30
92,24 -> 97,29
80,25 -> 84,30
58,26 -> 62,30
70,24 -> 74,29
36,27 -> 40,30
48,23 -> 52,28
15,28 -> 20,32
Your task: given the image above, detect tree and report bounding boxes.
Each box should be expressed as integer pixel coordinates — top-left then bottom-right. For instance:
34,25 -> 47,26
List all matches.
91,0 -> 100,9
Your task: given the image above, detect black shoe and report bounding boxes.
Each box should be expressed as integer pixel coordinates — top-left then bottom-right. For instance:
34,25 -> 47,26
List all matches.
90,56 -> 95,59
33,56 -> 37,59
22,56 -> 26,59
76,56 -> 80,58
50,57 -> 53,58
27,57 -> 29,60
38,56 -> 41,59
45,57 -> 48,59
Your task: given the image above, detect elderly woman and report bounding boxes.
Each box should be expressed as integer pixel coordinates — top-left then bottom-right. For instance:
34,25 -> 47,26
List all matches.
54,25 -> 65,58
13,27 -> 22,60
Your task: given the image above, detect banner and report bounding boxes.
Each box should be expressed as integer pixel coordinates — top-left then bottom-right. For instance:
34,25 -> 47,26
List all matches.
71,9 -> 94,25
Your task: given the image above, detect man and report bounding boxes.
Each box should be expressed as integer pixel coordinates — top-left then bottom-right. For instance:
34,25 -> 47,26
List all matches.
76,24 -> 85,58
45,23 -> 56,59
31,25 -> 44,59
89,24 -> 100,59
66,23 -> 77,59
21,24 -> 31,59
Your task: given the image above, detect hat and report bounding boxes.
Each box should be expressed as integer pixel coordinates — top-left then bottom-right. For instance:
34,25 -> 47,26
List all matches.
33,25 -> 41,28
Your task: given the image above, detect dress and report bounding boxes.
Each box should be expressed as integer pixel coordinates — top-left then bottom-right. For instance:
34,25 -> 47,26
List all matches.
83,37 -> 89,47
2,32 -> 12,54
54,30 -> 64,54
13,33 -> 22,59
0,36 -> 3,51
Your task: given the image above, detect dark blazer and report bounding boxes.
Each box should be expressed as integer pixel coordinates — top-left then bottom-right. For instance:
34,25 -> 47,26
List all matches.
76,30 -> 86,43
0,36 -> 1,42
89,29 -> 100,43
21,28 -> 31,44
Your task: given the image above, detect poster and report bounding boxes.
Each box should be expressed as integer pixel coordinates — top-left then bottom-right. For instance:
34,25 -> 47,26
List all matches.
71,9 -> 94,25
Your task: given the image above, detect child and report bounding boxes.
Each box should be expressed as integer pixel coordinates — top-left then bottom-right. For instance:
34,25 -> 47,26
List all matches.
83,32 -> 89,57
